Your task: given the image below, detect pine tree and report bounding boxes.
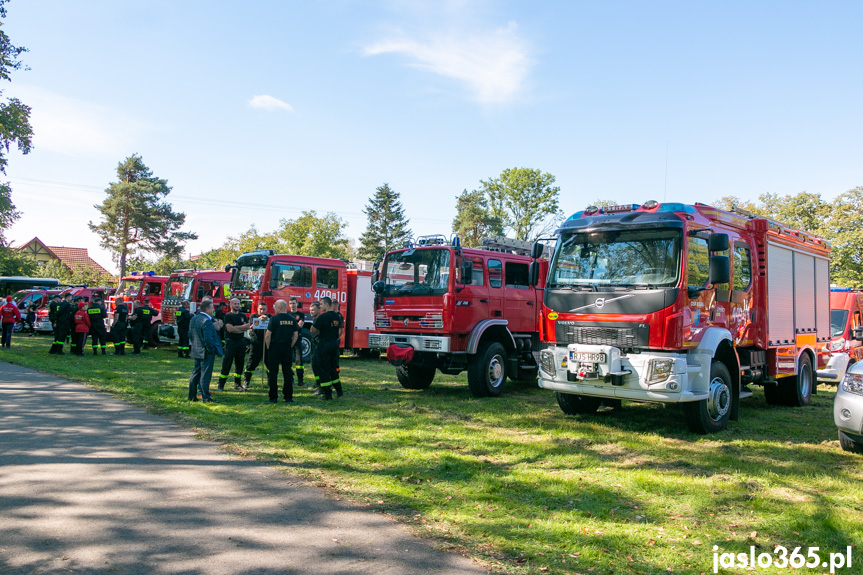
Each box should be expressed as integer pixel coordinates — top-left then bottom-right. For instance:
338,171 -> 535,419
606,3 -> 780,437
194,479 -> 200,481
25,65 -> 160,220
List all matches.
358,183 -> 412,261
89,154 -> 197,278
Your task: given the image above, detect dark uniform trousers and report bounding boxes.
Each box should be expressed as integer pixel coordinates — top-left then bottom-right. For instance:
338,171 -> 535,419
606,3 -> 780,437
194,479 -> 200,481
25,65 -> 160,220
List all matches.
312,339 -> 342,396
293,339 -> 305,385
243,335 -> 264,384
54,321 -> 71,354
131,323 -> 143,354
219,339 -> 246,389
112,323 -> 127,355
177,327 -> 190,357
267,342 -> 294,402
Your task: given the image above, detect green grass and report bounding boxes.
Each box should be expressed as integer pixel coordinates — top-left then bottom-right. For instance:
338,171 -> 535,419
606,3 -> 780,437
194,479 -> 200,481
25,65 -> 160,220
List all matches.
4,335 -> 862,575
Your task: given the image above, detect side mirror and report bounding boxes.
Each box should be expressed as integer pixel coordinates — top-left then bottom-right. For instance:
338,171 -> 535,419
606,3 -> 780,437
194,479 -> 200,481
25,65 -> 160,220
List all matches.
531,242 -> 544,260
853,327 -> 863,341
709,255 -> 730,285
709,233 -> 729,252
460,261 -> 473,285
372,260 -> 381,284
270,278 -> 279,290
196,287 -> 204,301
223,264 -> 232,272
372,280 -> 385,295
528,261 -> 540,287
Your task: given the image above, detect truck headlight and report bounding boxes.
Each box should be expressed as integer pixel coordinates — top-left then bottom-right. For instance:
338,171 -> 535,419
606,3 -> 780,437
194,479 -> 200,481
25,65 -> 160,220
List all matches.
540,349 -> 556,376
842,372 -> 863,396
830,338 -> 847,352
647,358 -> 673,384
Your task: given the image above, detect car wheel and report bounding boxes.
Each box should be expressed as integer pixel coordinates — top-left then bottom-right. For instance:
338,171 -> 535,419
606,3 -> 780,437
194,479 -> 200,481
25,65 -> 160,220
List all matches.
838,430 -> 863,454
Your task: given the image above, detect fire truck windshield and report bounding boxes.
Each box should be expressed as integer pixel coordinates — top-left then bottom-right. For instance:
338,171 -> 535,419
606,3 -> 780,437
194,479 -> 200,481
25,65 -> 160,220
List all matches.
116,279 -> 144,297
549,229 -> 681,288
831,309 -> 849,338
166,276 -> 194,302
234,265 -> 265,292
381,248 -> 451,296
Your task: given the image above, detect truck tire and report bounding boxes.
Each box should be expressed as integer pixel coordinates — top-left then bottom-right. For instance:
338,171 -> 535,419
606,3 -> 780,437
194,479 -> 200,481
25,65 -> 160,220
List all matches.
396,364 -> 435,390
150,323 -> 161,345
685,360 -> 732,434
300,328 -> 313,364
838,430 -> 863,454
556,392 -> 602,415
468,341 -> 507,398
784,354 -> 813,407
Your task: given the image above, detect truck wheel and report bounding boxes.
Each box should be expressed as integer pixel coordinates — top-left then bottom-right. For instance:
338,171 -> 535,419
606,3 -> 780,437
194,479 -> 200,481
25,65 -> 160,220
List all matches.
783,354 -> 813,406
396,364 -> 435,390
556,392 -> 602,415
150,323 -> 161,345
300,329 -> 313,364
468,341 -> 507,398
685,361 -> 732,434
838,430 -> 863,454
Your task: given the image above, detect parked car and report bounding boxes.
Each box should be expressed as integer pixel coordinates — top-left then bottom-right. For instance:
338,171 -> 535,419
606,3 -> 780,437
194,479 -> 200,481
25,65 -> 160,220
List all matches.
835,345 -> 863,453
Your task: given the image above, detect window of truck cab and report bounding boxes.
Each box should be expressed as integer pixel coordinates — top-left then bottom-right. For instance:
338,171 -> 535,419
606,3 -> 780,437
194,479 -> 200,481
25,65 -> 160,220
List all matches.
733,242 -> 752,292
687,236 -> 710,288
273,264 -> 312,288
316,268 -> 339,289
381,248 -> 451,296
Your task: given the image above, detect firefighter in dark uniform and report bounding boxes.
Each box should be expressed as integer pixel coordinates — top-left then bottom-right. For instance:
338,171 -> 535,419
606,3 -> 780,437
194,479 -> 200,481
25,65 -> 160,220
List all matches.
48,294 -> 62,354
87,296 -> 109,355
242,302 -> 270,389
140,298 -> 157,349
54,293 -> 74,356
130,299 -> 155,354
311,296 -> 343,400
175,300 -> 192,358
112,302 -> 129,355
288,297 -> 305,386
308,301 -> 322,394
217,298 -> 250,390
264,299 -> 297,403
333,301 -> 345,388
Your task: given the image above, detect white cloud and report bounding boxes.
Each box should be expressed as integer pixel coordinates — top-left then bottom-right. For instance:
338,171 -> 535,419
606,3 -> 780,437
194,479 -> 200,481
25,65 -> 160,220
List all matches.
247,95 -> 295,112
6,85 -> 152,158
363,21 -> 533,105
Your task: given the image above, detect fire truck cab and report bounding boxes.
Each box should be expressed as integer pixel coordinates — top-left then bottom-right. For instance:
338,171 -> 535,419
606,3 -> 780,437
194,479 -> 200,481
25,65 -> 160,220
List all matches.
820,288 -> 863,383
368,235 -> 547,397
535,201 -> 840,434
158,269 -> 231,344
107,272 -> 168,338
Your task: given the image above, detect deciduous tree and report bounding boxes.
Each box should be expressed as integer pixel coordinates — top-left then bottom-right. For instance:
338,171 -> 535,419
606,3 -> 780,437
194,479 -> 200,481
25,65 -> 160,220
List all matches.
89,155 -> 197,278
479,168 -> 562,241
275,210 -> 351,260
358,183 -> 411,261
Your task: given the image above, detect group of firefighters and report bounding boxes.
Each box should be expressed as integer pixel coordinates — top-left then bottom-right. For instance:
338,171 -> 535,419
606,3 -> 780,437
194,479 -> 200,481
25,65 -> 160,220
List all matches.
42,291 -> 345,402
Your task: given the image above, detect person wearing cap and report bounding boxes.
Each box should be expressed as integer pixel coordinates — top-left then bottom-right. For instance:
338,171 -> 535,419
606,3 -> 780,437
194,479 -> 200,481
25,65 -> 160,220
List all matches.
87,296 -> 109,355
72,301 -> 91,356
138,297 -> 157,350
0,295 -> 21,348
48,294 -> 62,354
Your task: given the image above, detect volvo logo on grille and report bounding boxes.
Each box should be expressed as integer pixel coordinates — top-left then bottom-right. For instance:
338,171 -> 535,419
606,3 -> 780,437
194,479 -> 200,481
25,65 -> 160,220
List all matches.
595,298 -> 605,309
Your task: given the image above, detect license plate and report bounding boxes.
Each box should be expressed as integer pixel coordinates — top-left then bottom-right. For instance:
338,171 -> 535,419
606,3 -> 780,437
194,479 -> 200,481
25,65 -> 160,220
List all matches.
571,352 -> 606,363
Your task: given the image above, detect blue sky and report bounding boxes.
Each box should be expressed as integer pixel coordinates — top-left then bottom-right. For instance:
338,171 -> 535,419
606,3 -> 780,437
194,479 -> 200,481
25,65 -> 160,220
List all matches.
5,0 -> 862,273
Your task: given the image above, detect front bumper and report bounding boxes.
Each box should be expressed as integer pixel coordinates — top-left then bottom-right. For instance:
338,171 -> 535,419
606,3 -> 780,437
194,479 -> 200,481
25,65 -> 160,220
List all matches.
537,343 -> 711,404
35,320 -> 52,332
817,353 -> 850,384
834,387 -> 863,438
368,333 -> 451,353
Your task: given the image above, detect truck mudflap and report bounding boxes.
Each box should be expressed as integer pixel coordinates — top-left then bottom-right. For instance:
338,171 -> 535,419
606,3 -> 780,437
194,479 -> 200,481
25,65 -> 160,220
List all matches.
386,344 -> 415,366
817,352 -> 850,384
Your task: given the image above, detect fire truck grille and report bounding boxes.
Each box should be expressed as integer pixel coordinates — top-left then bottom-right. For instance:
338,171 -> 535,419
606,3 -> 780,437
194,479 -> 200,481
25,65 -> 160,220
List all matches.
555,323 -> 648,348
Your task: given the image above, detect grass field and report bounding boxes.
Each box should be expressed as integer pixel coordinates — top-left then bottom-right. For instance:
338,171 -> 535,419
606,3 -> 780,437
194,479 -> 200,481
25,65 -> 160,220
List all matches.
3,335 -> 861,575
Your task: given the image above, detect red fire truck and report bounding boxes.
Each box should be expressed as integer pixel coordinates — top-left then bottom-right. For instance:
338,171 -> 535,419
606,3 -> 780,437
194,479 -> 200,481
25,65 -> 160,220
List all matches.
157,269 -> 232,344
228,250 -> 375,362
106,272 -> 168,339
368,235 -> 548,397
533,201 -> 840,434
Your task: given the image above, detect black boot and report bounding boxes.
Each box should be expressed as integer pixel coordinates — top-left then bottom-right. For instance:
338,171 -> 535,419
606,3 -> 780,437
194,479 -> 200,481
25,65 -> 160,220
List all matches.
217,376 -> 226,391
93,347 -> 98,356
178,350 -> 184,358
319,385 -> 333,401
102,347 -> 107,355
333,380 -> 343,398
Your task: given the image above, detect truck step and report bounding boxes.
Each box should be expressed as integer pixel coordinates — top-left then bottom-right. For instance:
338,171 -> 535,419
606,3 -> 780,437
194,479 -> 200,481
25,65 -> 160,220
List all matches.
739,386 -> 754,399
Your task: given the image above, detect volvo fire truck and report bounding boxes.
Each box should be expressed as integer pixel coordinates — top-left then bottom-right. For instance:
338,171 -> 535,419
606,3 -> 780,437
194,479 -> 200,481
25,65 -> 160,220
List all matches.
228,250 -> 375,362
157,269 -> 231,344
368,235 -> 548,397
534,200 -> 843,434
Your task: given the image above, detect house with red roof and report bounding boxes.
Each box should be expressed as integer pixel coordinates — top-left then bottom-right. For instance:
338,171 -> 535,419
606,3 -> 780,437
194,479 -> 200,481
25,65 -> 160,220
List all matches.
15,237 -> 114,279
